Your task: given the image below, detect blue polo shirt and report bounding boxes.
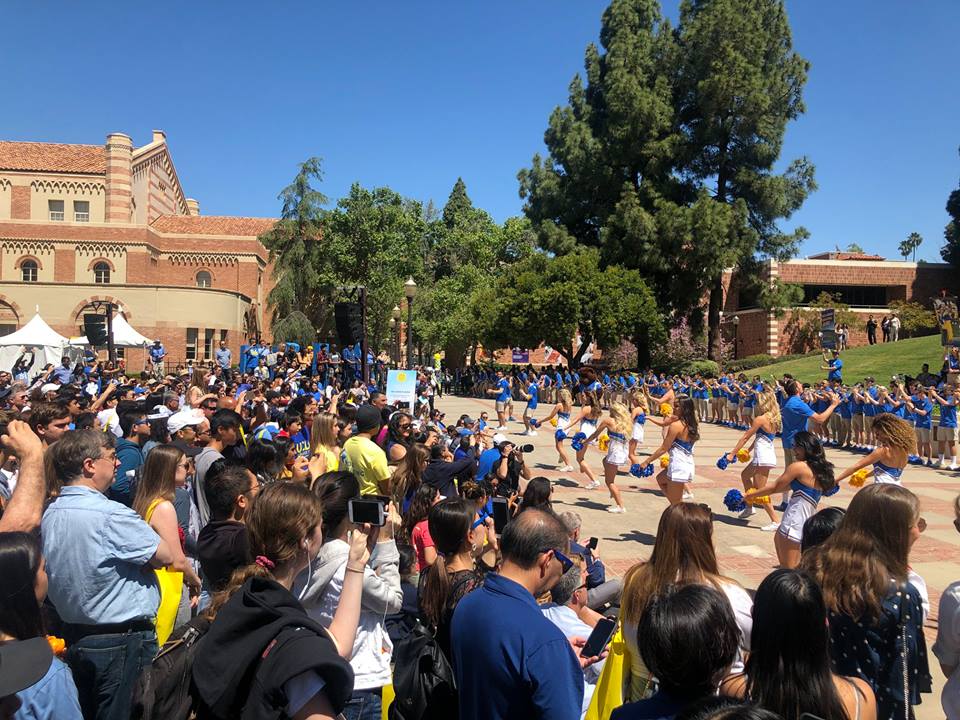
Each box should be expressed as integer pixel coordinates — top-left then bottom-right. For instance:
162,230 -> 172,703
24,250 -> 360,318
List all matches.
451,573 -> 584,720
526,382 -> 539,410
496,378 -> 511,403
476,447 -> 501,481
41,485 -> 161,624
827,358 -> 843,382
939,397 -> 958,428
781,395 -> 814,449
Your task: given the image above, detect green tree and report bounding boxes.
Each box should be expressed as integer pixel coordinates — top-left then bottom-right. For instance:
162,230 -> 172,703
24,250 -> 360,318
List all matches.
844,242 -> 865,254
677,0 -> 816,359
271,311 -> 317,347
888,300 -> 937,338
259,158 -> 328,330
480,249 -> 664,368
899,232 -> 922,261
943,180 -> 960,267
782,292 -> 862,354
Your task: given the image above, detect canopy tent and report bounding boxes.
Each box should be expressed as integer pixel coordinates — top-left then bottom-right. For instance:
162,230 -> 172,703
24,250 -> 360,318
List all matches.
0,313 -> 69,376
69,313 -> 152,348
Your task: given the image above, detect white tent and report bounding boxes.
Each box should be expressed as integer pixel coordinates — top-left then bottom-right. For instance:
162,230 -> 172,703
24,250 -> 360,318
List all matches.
69,313 -> 152,348
0,313 -> 69,375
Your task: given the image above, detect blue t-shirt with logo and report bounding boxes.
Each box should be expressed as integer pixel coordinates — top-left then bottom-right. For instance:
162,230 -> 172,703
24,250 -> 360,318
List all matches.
496,379 -> 511,403
939,398 -> 958,428
782,395 -> 815,449
827,359 -> 843,382
526,382 -> 539,410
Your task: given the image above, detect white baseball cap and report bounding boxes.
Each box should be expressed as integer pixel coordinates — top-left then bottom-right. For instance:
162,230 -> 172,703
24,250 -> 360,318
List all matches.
167,409 -> 204,434
492,433 -> 508,446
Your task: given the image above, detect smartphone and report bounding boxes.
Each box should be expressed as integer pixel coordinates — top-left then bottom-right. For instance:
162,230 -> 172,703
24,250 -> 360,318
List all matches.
491,497 -> 511,534
580,616 -> 617,658
587,537 -> 598,551
347,496 -> 387,526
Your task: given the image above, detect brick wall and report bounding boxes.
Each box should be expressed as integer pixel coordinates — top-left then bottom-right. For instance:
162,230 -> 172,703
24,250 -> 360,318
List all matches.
10,186 -> 30,219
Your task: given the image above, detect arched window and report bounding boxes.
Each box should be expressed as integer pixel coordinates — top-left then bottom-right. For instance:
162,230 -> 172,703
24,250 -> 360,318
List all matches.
20,260 -> 38,283
196,271 -> 212,288
93,262 -> 110,284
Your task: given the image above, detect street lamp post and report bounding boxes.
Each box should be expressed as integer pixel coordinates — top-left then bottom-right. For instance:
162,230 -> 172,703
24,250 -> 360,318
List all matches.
391,305 -> 402,368
388,317 -> 396,366
731,315 -> 740,360
403,278 -> 417,368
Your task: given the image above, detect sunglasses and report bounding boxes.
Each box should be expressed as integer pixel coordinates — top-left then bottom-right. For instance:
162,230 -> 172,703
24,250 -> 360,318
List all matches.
544,548 -> 574,573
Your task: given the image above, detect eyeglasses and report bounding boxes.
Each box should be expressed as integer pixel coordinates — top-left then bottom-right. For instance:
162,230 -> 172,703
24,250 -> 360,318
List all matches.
543,548 -> 574,573
202,404 -> 217,411
398,423 -> 412,429
97,452 -> 117,463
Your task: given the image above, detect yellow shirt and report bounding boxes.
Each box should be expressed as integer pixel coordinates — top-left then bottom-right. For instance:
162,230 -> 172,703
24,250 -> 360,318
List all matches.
314,445 -> 340,473
342,435 -> 390,496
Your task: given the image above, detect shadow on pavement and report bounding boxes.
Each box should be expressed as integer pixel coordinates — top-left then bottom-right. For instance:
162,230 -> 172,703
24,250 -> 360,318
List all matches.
610,530 -> 656,546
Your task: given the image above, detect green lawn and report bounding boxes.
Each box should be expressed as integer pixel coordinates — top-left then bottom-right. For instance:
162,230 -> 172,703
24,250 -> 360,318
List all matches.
747,334 -> 946,384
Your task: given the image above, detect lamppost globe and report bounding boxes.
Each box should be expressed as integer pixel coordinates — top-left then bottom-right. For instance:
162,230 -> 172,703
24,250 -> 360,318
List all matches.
403,278 -> 416,367
391,305 -> 402,321
403,277 -> 417,300
388,317 -> 396,329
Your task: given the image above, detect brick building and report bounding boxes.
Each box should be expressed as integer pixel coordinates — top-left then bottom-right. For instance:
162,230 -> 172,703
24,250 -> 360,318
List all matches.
0,130 -> 275,368
722,252 -> 958,358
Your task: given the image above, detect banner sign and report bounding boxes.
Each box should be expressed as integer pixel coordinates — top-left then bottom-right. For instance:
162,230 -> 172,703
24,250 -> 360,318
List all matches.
511,349 -> 529,364
820,309 -> 836,350
386,369 -> 417,406
934,295 -> 960,347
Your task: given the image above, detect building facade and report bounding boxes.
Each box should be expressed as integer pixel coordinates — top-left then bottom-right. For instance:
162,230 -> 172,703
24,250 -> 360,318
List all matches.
723,252 -> 958,358
0,130 -> 275,368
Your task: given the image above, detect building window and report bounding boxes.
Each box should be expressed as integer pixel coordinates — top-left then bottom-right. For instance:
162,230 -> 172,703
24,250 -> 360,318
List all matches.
48,200 -> 64,222
93,262 -> 111,284
186,328 -> 198,362
74,200 -> 90,222
0,324 -> 14,336
220,329 -> 228,345
204,329 -> 215,360
196,271 -> 212,288
20,260 -> 38,283
801,284 -> 888,308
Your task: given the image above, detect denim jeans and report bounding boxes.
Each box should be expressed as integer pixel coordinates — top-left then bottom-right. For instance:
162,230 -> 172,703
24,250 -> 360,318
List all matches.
65,629 -> 157,720
341,688 -> 382,720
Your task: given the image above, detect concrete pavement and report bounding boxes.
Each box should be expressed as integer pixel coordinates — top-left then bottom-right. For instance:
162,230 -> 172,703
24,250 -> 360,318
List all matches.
435,393 -> 960,719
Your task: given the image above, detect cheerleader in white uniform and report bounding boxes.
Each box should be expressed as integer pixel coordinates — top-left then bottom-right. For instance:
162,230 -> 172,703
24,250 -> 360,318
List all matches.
744,430 -> 836,569
585,402 -> 633,513
834,412 -> 914,486
538,388 -> 575,472
724,386 -> 781,531
638,397 -> 700,506
573,391 -> 603,490
627,388 -> 649,467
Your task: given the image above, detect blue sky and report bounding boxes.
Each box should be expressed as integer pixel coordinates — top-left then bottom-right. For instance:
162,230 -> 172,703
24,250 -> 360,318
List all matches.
3,1 -> 958,262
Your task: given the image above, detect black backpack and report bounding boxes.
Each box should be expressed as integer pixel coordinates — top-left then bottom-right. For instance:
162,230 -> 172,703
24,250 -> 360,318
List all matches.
388,618 -> 458,720
131,615 -> 211,720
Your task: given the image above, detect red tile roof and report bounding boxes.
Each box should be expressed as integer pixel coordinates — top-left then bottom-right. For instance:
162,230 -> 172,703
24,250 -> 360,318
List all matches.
0,142 -> 106,174
807,251 -> 886,261
150,215 -> 276,237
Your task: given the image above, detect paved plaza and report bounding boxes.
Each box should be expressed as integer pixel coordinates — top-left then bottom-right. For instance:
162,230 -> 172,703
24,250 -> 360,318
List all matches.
437,393 -> 960,717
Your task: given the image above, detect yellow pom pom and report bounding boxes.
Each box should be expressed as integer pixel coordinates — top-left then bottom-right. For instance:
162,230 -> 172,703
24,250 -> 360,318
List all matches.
549,417 -> 558,428
659,454 -> 670,469
748,495 -> 771,506
849,469 -> 869,488
736,448 -> 751,463
659,403 -> 673,417
47,635 -> 66,657
598,432 -> 609,452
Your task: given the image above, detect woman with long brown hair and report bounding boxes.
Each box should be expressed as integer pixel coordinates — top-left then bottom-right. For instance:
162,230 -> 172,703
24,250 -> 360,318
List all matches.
309,411 -> 342,477
637,396 -> 700,505
193,482 -> 376,719
800,483 -> 932,720
620,503 -> 752,702
132,444 -> 202,644
391,443 -> 429,515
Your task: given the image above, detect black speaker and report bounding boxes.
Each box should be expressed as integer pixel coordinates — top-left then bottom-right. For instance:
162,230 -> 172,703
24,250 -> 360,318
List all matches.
334,302 -> 363,346
83,314 -> 108,346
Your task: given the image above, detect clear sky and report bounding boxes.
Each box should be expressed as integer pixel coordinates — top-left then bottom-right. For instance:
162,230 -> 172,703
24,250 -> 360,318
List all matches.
3,1 -> 958,262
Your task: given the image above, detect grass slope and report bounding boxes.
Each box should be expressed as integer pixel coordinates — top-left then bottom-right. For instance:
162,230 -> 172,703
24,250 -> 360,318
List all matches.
747,335 -> 945,384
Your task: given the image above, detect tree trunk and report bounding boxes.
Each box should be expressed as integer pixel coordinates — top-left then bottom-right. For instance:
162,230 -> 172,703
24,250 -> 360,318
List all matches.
707,277 -> 724,361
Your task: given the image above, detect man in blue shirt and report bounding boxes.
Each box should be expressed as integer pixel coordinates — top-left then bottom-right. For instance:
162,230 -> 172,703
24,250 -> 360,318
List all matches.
51,356 -> 74,385
42,430 -> 173,719
148,339 -> 166,378
521,377 -> 540,435
214,340 -> 232,372
451,510 -> 598,720
780,379 -> 840,466
485,370 -> 512,430
821,350 -> 843,383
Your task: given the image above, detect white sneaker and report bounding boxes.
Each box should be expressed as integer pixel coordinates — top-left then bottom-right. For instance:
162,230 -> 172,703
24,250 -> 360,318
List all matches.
606,505 -> 626,514
559,465 -> 575,472
496,425 -> 508,431
949,464 -> 960,471
528,430 -> 537,436
761,522 -> 779,532
586,480 -> 601,490
682,489 -> 694,501
738,506 -> 756,519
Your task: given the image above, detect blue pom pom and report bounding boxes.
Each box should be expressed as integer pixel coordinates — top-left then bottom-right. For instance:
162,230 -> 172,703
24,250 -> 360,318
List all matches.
825,484 -> 840,497
572,432 -> 587,442
529,418 -> 540,428
571,439 -> 584,452
555,429 -> 567,442
641,464 -> 655,477
723,489 -> 746,513
716,455 -> 730,470
629,463 -> 643,478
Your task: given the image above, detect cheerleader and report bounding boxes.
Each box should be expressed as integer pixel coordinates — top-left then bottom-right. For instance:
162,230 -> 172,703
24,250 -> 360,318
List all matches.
835,413 -> 915,486
584,402 -> 632,513
627,388 -> 649,467
539,388 -> 575,472
637,397 -> 699,506
573,391 -> 603,490
743,431 -> 836,569
724,387 -> 781,531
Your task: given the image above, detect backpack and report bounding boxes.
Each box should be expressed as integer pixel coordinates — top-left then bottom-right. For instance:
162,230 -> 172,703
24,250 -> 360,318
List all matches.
131,615 -> 211,720
388,618 -> 458,720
